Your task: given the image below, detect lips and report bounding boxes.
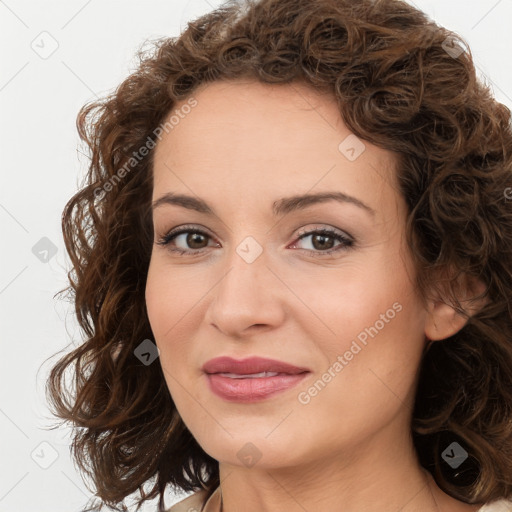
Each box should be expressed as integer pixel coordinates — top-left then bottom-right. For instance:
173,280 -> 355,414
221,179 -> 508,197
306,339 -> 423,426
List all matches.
202,356 -> 310,376
203,357 -> 311,402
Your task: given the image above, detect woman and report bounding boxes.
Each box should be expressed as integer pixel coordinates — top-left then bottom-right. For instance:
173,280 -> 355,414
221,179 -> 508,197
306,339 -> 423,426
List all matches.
47,0 -> 512,511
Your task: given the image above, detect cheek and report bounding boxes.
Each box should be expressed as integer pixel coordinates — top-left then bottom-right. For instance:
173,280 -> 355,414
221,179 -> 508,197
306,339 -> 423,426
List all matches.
296,258 -> 426,397
288,260 -> 415,345
145,264 -> 185,376
145,259 -> 212,393
291,284 -> 424,449
145,260 -> 201,340
145,268 -> 168,341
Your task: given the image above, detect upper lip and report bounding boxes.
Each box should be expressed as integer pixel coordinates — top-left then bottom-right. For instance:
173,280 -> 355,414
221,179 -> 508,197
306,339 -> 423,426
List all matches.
202,356 -> 311,375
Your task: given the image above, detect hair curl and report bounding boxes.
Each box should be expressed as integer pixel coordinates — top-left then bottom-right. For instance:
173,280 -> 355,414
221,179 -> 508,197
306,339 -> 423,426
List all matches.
46,0 -> 512,510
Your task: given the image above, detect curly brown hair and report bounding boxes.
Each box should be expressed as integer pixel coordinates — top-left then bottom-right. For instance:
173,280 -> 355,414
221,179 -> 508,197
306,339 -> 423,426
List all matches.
46,0 -> 512,510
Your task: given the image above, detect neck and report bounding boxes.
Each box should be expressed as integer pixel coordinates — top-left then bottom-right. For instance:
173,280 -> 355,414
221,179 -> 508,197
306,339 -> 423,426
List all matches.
216,421 -> 481,512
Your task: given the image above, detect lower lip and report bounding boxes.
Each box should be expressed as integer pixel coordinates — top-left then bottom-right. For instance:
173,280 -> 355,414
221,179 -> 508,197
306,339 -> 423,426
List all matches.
206,372 -> 309,402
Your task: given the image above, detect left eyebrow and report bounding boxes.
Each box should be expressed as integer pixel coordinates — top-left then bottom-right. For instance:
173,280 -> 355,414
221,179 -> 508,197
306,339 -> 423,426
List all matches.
151,191 -> 375,217
272,191 -> 375,217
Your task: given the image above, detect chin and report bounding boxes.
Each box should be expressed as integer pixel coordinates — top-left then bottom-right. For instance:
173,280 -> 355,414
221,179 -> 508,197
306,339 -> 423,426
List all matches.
195,428 -> 311,470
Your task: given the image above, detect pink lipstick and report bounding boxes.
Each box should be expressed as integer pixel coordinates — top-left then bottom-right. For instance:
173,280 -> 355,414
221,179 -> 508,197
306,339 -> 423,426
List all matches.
202,356 -> 310,403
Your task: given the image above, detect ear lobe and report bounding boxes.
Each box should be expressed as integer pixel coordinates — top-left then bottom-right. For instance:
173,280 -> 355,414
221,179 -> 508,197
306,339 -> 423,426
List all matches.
425,301 -> 469,341
424,273 -> 489,342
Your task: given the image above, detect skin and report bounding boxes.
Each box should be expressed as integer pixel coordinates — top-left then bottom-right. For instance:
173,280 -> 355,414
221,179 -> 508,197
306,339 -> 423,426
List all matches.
145,79 -> 483,512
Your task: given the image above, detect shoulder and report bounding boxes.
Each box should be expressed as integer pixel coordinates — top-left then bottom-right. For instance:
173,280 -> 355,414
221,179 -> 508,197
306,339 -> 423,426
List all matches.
166,489 -> 209,512
477,499 -> 512,512
164,491 -> 512,512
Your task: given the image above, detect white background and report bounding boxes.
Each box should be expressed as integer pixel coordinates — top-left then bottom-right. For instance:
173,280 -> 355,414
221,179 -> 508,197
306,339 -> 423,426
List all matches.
1,1 -> 511,511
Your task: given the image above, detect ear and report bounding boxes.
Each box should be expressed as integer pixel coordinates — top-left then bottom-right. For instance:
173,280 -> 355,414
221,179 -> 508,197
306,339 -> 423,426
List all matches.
424,271 -> 489,341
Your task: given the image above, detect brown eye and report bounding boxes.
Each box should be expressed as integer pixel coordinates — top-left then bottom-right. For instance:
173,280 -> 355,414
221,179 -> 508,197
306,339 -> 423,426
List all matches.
185,232 -> 209,249
310,232 -> 336,250
291,227 -> 354,257
156,226 -> 216,255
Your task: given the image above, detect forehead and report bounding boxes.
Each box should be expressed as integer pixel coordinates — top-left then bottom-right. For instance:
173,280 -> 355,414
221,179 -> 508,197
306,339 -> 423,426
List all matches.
152,79 -> 402,222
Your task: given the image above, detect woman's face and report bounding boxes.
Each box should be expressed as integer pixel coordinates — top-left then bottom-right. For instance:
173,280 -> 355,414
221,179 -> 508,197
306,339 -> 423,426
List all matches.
145,79 -> 430,470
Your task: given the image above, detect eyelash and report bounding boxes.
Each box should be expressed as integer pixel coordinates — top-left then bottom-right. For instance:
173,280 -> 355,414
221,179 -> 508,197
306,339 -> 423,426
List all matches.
156,224 -> 354,258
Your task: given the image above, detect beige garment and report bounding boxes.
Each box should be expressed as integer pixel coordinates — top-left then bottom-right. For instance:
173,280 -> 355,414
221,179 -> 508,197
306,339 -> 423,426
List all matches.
167,486 -> 221,512
167,487 -> 512,512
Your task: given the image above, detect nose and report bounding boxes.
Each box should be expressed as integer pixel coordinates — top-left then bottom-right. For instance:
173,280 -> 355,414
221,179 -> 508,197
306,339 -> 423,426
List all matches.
204,241 -> 286,338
